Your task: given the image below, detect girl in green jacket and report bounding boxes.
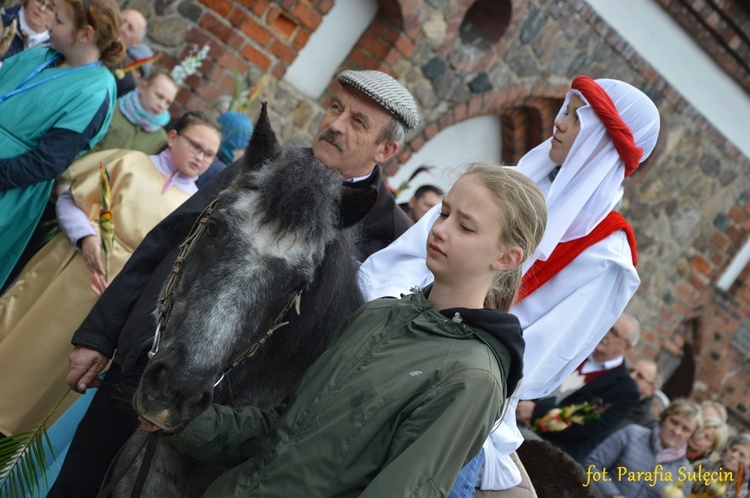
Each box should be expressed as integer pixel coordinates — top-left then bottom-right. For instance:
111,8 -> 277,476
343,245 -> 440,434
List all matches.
144,163 -> 548,497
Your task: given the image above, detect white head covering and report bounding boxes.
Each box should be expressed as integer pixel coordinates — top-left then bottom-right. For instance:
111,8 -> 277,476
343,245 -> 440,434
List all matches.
516,78 -> 660,270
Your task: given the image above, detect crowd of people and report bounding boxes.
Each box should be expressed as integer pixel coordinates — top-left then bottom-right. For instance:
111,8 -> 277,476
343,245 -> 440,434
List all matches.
0,1 -> 748,497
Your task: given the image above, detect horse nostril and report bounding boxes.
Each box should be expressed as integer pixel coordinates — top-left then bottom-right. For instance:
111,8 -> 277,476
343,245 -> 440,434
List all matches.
143,359 -> 172,394
193,390 -> 212,411
155,363 -> 169,391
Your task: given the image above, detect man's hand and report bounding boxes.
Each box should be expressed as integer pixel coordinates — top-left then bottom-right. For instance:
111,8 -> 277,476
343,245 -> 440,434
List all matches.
81,235 -> 106,278
516,400 -> 536,427
67,346 -> 110,393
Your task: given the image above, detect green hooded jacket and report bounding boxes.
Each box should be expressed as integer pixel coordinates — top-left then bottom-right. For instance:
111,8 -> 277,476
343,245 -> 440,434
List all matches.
176,288 -> 524,497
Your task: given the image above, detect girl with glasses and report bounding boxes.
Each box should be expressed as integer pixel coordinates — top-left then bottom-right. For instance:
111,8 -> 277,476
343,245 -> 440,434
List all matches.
0,0 -> 124,291
0,111 -> 220,444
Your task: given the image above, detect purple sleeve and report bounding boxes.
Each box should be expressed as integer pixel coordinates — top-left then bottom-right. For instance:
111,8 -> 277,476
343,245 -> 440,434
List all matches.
56,187 -> 96,250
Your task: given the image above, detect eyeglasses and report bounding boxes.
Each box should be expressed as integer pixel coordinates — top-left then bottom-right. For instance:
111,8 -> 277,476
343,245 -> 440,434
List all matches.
608,326 -> 631,344
179,133 -> 216,162
33,0 -> 55,13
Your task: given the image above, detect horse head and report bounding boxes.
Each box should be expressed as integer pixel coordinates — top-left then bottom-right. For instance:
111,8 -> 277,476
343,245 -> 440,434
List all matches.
133,103 -> 373,431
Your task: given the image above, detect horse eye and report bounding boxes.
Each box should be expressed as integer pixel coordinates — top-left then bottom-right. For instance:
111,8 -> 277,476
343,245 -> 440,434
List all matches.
205,218 -> 219,237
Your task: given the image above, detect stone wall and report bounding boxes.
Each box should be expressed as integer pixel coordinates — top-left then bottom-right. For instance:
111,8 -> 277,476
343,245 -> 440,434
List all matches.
132,0 -> 750,426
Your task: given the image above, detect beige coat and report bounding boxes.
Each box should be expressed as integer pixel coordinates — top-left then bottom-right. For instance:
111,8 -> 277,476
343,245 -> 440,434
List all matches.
0,150 -> 189,435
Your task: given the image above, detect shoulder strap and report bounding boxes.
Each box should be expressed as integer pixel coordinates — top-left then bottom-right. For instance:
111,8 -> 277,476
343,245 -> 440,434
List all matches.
518,211 -> 637,302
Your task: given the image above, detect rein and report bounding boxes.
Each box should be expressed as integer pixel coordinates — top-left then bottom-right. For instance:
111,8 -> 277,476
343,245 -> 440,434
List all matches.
148,198 -> 219,361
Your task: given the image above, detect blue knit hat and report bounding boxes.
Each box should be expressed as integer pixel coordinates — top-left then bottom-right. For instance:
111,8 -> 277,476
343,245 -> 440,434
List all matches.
217,111 -> 254,162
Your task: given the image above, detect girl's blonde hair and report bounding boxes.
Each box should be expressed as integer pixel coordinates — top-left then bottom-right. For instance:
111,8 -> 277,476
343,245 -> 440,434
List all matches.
63,0 -> 126,68
461,163 -> 547,311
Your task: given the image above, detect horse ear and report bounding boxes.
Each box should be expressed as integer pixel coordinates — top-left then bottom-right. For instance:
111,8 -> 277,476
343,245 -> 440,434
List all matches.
241,102 -> 281,172
337,185 -> 378,229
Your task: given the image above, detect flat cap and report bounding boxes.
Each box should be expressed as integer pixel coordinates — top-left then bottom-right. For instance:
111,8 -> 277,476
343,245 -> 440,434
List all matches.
337,70 -> 419,132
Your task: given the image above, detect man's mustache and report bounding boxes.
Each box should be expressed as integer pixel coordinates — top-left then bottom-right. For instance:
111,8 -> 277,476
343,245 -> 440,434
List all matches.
318,128 -> 345,152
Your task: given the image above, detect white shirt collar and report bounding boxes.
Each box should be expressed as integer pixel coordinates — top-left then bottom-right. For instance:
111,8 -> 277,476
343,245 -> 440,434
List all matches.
580,355 -> 623,374
344,169 -> 375,184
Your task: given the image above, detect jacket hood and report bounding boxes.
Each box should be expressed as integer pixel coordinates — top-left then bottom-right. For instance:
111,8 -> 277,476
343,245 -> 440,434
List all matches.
414,286 -> 525,396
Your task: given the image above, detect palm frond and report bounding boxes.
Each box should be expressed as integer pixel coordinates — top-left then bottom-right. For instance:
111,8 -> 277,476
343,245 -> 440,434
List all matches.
0,387 -> 72,498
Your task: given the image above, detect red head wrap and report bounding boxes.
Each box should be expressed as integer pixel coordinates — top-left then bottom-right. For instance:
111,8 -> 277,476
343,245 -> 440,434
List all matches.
572,76 -> 643,177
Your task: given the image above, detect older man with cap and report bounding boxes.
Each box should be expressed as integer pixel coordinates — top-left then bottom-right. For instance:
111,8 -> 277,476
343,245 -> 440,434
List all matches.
115,8 -> 155,97
47,69 -> 417,497
359,76 -> 661,497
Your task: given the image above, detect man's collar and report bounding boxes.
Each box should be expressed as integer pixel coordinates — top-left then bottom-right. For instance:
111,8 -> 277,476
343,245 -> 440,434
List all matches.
581,355 -> 624,373
344,168 -> 376,185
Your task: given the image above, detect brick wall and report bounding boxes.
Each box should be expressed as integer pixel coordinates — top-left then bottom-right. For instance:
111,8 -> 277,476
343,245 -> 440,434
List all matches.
653,0 -> 750,95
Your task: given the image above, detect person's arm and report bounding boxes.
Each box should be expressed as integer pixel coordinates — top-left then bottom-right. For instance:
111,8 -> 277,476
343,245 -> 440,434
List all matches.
56,187 -> 96,247
172,403 -> 283,468
359,368 -> 504,497
0,99 -> 109,190
358,203 -> 440,300
583,427 -> 632,497
56,187 -> 105,276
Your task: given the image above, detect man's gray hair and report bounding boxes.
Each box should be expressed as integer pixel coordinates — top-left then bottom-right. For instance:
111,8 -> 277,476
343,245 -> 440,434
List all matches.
378,118 -> 405,147
621,312 -> 641,346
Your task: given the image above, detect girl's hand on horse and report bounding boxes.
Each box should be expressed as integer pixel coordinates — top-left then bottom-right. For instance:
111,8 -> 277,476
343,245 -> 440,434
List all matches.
81,235 -> 105,278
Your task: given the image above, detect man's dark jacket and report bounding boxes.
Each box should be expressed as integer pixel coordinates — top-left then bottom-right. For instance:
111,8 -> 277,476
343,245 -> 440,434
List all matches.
351,165 -> 412,261
617,394 -> 659,430
532,363 -> 639,462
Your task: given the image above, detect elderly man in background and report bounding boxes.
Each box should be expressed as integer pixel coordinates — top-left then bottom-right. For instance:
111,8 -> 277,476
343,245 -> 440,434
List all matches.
48,69 -> 416,498
617,358 -> 662,429
116,8 -> 154,97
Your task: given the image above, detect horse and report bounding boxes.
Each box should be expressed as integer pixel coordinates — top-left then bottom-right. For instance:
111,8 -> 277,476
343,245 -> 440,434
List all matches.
109,103 -> 375,497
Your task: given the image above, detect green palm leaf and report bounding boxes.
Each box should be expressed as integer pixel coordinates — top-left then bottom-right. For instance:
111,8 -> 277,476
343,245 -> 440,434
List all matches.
0,386 -> 72,498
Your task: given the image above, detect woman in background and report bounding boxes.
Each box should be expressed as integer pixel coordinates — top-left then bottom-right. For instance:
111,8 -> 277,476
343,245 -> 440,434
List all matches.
585,398 -> 703,498
0,0 -> 55,63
